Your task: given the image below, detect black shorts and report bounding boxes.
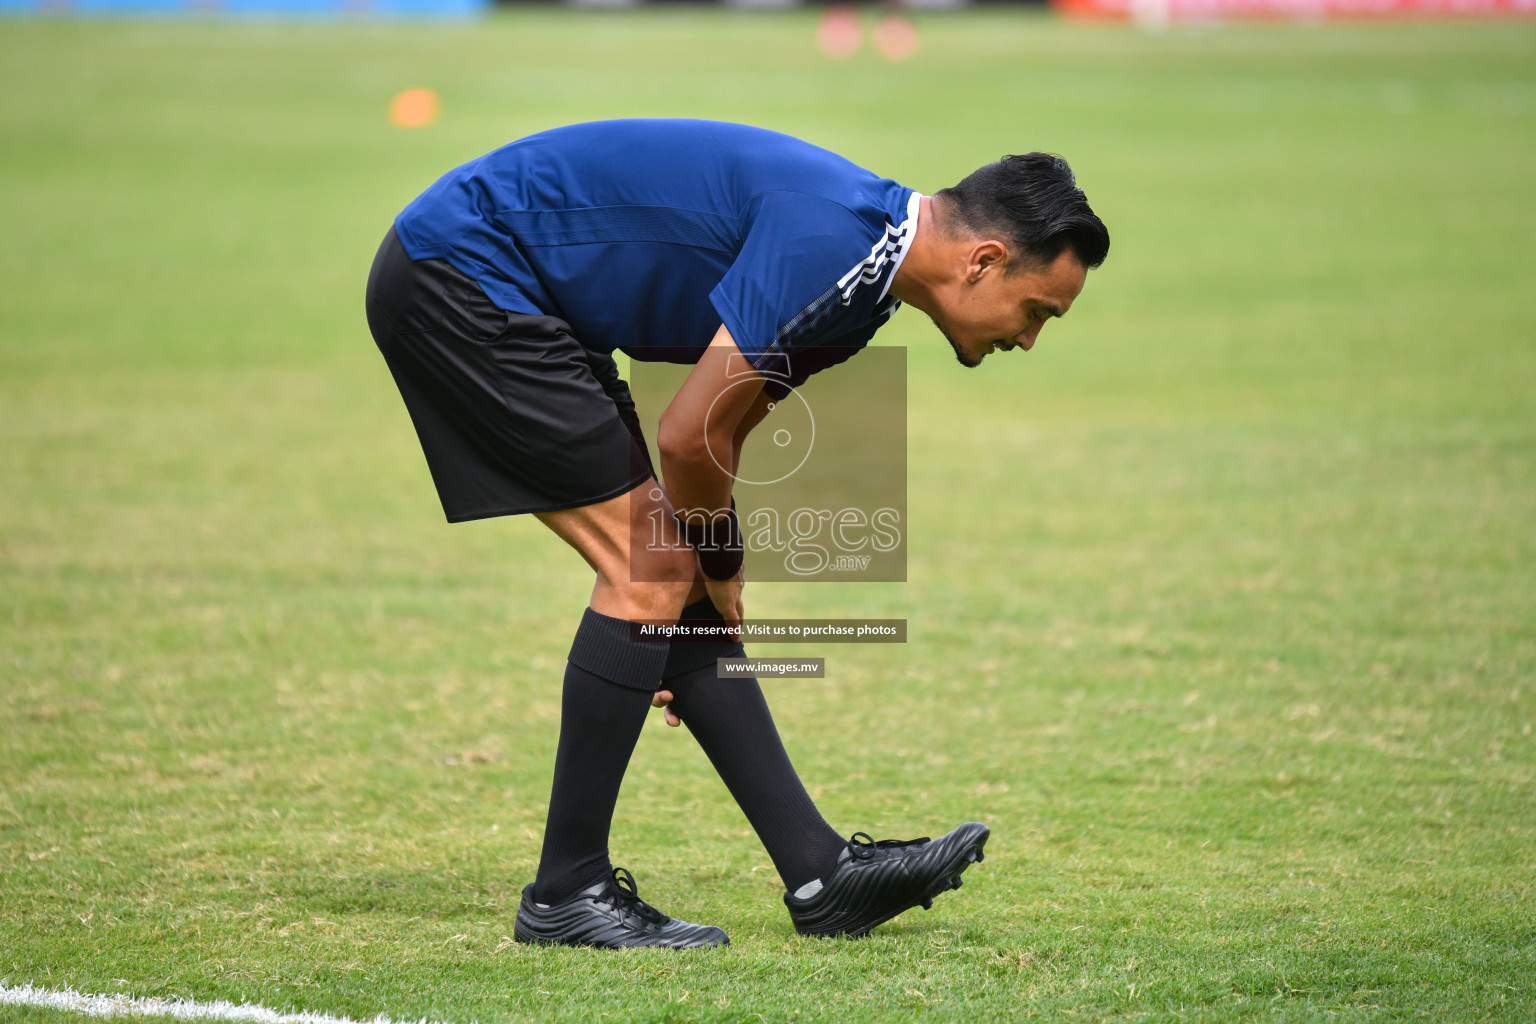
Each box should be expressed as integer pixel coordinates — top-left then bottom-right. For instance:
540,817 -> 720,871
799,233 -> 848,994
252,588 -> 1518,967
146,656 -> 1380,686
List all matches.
364,227 -> 655,522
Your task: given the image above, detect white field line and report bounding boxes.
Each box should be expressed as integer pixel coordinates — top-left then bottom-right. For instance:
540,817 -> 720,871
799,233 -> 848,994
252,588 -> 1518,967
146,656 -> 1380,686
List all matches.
0,983 -> 457,1024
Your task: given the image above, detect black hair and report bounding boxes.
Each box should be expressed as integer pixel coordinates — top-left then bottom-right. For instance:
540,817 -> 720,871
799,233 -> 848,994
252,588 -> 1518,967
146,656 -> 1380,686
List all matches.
935,153 -> 1109,271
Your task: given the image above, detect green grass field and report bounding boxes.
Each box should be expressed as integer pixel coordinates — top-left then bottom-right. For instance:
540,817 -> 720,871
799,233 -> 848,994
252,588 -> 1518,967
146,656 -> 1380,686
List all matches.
3,10 -> 1534,1022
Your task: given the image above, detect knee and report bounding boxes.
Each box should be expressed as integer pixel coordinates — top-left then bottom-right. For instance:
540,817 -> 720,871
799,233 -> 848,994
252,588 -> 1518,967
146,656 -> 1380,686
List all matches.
602,542 -> 696,620
612,576 -> 695,621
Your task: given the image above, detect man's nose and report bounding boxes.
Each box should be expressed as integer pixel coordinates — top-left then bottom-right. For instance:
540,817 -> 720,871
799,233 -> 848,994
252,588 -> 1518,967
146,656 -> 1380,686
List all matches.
1015,327 -> 1040,351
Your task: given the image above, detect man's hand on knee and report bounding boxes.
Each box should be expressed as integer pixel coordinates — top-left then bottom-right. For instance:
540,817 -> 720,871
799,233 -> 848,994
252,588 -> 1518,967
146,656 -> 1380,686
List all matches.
705,570 -> 745,630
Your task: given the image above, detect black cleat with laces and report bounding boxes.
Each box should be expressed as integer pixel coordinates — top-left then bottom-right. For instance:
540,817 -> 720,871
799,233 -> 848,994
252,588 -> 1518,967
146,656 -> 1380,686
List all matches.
514,867 -> 729,950
784,822 -> 990,938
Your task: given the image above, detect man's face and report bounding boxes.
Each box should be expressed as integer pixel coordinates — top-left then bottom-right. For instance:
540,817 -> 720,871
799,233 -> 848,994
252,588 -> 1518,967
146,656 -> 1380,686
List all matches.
930,247 -> 1088,368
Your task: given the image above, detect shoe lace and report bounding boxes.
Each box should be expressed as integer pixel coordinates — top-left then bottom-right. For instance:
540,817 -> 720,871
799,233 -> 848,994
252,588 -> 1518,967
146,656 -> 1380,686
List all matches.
606,867 -> 668,925
846,831 -> 931,861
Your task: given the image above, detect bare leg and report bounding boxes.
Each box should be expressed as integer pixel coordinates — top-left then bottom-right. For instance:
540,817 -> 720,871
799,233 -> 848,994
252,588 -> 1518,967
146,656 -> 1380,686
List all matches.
535,479 -> 698,621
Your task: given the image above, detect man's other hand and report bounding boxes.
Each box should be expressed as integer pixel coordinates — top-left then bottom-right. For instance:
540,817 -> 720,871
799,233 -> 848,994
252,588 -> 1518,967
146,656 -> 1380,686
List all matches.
651,688 -> 681,727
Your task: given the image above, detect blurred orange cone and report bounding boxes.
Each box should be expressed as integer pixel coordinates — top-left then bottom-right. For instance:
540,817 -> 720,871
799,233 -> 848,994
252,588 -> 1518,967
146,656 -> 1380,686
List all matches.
389,88 -> 440,129
874,16 -> 918,61
818,5 -> 863,59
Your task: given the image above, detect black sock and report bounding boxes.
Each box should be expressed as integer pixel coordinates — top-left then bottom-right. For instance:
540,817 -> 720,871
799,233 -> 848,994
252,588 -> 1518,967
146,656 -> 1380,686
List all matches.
662,598 -> 847,894
533,608 -> 669,904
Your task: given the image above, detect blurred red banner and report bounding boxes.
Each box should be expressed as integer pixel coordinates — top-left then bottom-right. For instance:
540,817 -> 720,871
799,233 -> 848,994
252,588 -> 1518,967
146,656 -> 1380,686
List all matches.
1055,0 -> 1535,19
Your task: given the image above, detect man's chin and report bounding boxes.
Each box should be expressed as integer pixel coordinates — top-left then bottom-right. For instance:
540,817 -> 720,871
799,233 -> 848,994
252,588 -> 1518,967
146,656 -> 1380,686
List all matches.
936,321 -> 982,368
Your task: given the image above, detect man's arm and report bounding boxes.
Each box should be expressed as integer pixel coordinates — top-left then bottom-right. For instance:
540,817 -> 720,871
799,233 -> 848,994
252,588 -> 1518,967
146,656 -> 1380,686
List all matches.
657,324 -> 765,520
656,325 -> 766,626
731,389 -> 776,475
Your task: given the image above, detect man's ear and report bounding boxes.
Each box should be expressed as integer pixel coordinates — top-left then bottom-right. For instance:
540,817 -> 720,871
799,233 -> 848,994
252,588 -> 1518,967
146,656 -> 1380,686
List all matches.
967,240 -> 1008,283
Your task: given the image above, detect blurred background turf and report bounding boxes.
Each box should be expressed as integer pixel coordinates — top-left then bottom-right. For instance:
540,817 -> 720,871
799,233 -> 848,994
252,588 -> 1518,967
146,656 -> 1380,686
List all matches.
2,11 -> 1534,1023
